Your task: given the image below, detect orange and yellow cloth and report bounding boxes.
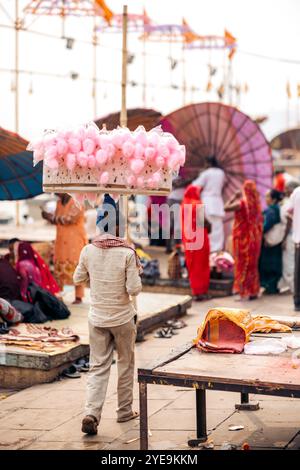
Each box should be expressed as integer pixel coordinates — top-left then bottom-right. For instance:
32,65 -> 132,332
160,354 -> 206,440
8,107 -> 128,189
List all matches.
194,307 -> 291,354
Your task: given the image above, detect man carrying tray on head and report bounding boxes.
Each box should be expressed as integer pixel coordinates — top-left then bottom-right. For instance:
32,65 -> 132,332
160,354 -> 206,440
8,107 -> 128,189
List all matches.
73,194 -> 142,435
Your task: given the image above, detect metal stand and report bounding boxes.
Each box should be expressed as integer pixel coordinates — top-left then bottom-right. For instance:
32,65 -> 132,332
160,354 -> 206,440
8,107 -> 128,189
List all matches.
235,392 -> 259,411
188,388 -> 208,447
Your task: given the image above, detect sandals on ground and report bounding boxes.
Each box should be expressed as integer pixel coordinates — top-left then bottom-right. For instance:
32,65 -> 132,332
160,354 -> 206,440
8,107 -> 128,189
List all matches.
75,358 -> 89,372
62,364 -> 81,379
154,327 -> 178,338
166,319 -> 187,329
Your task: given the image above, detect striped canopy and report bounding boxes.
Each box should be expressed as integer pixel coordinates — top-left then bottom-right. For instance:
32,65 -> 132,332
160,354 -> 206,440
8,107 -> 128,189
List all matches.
270,128 -> 300,151
0,127 -> 42,200
95,108 -> 162,131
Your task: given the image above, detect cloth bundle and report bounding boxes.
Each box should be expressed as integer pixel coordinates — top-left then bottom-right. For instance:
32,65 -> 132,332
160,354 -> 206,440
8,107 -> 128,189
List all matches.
194,307 -> 291,354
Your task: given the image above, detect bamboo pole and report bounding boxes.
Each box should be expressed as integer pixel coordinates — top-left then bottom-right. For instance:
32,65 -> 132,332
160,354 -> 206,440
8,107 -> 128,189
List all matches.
182,41 -> 186,106
120,5 -> 128,239
93,16 -> 97,117
15,0 -> 20,226
142,32 -> 146,107
120,5 -> 128,127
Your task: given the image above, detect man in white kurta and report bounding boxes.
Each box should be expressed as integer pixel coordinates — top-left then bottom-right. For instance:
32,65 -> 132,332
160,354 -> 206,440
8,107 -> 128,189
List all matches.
193,157 -> 226,252
73,228 -> 142,435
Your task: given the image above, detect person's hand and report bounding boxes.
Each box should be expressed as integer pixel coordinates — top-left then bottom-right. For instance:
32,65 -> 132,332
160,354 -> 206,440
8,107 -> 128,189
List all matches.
41,210 -> 52,222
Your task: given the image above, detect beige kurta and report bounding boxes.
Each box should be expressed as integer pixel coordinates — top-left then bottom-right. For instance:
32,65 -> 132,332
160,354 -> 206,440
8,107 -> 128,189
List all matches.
73,243 -> 142,327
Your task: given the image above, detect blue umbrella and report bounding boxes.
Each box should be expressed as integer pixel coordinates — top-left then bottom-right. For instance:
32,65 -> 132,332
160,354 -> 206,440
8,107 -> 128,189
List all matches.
0,127 -> 43,200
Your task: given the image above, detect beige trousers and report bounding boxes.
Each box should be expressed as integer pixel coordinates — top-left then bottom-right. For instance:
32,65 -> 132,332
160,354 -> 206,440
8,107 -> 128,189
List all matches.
85,318 -> 136,422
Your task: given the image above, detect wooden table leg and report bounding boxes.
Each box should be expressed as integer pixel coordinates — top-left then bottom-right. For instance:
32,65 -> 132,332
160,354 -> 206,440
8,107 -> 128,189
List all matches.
139,381 -> 148,450
188,388 -> 207,447
235,392 -> 259,411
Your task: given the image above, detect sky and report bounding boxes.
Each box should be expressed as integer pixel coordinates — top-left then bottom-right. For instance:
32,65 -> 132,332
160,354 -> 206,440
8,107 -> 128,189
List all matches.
1,0 -> 300,141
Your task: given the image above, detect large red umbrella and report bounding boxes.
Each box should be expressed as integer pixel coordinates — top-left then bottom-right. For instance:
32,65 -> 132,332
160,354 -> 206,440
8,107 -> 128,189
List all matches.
160,102 -> 273,207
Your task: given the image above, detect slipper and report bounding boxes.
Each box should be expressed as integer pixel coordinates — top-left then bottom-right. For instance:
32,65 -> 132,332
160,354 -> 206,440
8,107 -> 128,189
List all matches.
62,364 -> 81,379
76,358 -> 89,372
154,328 -> 172,338
166,319 -> 187,329
167,326 -> 178,335
117,411 -> 139,423
82,415 -> 98,435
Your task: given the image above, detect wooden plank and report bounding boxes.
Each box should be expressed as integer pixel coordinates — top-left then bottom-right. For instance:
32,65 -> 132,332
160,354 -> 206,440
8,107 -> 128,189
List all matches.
138,341 -> 194,375
153,345 -> 300,390
266,315 -> 300,329
43,184 -> 170,196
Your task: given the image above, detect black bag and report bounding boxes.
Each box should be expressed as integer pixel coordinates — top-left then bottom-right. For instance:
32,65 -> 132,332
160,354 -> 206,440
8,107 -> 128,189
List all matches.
141,259 -> 160,280
27,282 -> 71,321
11,299 -> 49,324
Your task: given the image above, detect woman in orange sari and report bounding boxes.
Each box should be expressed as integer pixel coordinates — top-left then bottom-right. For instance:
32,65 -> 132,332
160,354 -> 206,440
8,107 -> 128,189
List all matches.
225,180 -> 263,299
181,185 -> 210,300
42,194 -> 87,304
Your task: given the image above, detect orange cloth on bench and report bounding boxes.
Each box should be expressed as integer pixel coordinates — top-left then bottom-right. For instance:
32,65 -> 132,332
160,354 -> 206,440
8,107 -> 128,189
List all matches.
194,307 -> 291,354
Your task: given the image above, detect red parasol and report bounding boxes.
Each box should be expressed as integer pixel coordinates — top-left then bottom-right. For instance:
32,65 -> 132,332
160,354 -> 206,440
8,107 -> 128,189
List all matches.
160,102 -> 273,208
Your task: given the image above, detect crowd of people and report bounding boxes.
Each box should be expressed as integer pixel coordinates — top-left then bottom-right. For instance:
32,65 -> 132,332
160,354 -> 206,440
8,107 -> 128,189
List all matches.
180,156 -> 300,312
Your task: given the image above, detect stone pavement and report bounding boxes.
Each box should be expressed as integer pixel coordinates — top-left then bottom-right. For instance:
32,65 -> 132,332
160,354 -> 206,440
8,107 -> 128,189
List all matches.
0,292 -> 300,450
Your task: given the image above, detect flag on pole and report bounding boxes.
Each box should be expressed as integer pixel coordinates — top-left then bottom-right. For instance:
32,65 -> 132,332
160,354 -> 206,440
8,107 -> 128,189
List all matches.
95,0 -> 114,23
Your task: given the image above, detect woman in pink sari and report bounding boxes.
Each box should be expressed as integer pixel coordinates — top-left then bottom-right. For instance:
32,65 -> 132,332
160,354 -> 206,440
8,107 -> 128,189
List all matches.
15,242 -> 59,301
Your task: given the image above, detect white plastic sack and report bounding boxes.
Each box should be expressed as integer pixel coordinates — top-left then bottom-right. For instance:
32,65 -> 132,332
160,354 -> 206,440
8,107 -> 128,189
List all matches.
244,338 -> 287,355
281,335 -> 300,349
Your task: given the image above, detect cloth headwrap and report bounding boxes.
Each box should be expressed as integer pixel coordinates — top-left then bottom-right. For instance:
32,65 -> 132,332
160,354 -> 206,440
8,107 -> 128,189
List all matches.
92,233 -> 143,274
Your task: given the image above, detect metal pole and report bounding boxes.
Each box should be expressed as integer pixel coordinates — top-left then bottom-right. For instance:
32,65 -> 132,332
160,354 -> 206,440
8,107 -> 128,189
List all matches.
139,382 -> 148,450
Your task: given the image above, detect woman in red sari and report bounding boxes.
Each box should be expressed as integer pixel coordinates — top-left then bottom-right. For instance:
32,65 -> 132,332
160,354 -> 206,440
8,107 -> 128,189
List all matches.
225,180 -> 263,299
181,185 -> 210,300
15,241 -> 60,301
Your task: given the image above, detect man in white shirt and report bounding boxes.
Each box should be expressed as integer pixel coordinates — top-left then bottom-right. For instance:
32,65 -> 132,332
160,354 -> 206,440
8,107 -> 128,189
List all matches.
288,185 -> 300,311
73,201 -> 142,435
193,155 -> 226,252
